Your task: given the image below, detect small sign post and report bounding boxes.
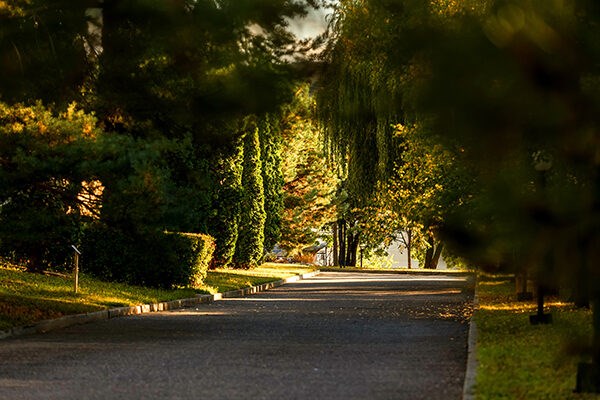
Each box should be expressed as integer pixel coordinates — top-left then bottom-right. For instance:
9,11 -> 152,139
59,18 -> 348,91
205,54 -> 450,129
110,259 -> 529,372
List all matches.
71,245 -> 82,294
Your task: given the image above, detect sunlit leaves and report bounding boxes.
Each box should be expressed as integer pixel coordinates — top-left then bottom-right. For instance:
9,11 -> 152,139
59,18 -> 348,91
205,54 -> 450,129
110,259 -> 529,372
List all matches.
279,84 -> 338,255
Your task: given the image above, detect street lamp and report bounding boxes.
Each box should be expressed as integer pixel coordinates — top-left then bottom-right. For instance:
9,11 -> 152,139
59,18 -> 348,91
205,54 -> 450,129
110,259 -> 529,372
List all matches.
529,150 -> 553,325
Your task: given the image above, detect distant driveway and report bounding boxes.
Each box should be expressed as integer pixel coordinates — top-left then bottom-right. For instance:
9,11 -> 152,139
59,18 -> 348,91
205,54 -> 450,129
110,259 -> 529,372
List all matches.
0,271 -> 474,400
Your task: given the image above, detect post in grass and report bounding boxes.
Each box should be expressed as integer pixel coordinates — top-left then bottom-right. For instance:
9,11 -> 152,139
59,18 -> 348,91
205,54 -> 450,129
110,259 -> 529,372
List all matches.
71,245 -> 82,294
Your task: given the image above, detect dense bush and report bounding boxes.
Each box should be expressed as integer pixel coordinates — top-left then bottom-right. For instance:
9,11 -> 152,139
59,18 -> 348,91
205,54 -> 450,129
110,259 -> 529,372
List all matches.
168,232 -> 215,287
81,225 -> 214,288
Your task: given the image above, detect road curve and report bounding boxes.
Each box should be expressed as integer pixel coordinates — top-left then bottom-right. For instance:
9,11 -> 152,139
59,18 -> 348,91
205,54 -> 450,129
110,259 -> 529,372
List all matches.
0,271 -> 474,400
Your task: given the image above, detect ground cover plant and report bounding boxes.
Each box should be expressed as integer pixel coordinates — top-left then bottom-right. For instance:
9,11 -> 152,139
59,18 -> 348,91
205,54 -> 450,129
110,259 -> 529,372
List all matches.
474,274 -> 599,399
0,262 -> 315,332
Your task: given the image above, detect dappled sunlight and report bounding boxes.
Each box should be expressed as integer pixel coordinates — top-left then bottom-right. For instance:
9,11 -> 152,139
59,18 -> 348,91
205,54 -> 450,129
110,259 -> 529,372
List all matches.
397,289 -> 462,296
404,301 -> 475,322
480,299 -> 579,313
479,280 -> 510,286
302,276 -> 468,284
222,288 -> 464,304
173,310 -> 231,317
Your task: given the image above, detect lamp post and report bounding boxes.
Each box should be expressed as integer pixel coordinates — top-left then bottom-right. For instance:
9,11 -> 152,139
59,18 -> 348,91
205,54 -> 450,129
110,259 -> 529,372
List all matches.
529,151 -> 553,325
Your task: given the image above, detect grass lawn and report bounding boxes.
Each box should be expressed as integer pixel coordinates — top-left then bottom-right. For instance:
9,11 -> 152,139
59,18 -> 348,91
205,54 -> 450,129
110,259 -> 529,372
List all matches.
0,262 -> 316,332
474,274 -> 599,399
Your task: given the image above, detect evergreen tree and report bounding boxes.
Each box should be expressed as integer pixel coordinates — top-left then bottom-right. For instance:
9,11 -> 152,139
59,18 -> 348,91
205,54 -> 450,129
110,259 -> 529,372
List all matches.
0,102 -> 100,272
260,115 -> 284,255
233,120 -> 266,268
208,135 -> 244,268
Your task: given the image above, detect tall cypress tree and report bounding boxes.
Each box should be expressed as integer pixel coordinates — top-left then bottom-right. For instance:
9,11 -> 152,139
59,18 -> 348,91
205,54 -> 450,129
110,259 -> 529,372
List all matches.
208,137 -> 244,268
259,115 -> 284,255
233,119 -> 266,268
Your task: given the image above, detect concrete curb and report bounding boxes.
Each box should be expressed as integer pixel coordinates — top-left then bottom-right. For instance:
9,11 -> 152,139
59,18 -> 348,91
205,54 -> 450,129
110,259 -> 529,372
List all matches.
0,270 -> 320,340
463,276 -> 479,400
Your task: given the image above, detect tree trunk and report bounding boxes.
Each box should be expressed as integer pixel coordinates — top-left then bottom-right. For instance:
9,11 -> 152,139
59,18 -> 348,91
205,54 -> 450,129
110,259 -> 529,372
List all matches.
332,222 -> 339,267
346,233 -> 359,267
424,235 -> 435,269
338,219 -> 346,267
407,230 -> 412,269
431,242 -> 444,269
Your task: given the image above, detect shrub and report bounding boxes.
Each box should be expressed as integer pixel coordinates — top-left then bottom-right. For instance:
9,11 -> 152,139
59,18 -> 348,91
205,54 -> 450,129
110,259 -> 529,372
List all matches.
167,232 -> 215,287
81,224 -> 215,288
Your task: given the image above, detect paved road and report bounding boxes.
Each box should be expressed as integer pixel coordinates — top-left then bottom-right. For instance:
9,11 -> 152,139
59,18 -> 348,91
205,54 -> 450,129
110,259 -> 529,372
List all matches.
0,272 -> 474,400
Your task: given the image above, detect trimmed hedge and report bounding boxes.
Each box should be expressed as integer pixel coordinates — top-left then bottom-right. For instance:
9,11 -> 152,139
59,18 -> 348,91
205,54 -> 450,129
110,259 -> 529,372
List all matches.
81,225 -> 215,288
168,232 -> 215,287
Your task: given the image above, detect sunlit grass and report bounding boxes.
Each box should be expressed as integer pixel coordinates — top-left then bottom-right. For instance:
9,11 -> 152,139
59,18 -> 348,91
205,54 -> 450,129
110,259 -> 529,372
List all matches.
203,263 -> 316,293
0,262 -> 316,331
474,275 -> 598,399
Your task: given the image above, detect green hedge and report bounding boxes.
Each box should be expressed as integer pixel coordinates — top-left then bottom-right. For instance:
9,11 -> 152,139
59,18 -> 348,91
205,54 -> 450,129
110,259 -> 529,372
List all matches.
81,225 -> 215,288
168,232 -> 215,287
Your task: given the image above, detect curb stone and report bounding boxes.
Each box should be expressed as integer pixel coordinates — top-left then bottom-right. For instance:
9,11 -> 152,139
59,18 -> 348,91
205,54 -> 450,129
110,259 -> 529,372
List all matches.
0,270 -> 320,340
463,275 -> 479,400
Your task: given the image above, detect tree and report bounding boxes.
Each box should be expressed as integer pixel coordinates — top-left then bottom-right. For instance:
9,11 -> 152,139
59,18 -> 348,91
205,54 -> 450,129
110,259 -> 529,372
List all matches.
319,0 -> 600,390
409,2 -> 599,387
279,84 -> 338,257
387,123 -> 471,269
315,0 -> 417,202
233,120 -> 266,268
208,133 -> 244,268
315,1 -> 473,268
260,115 -> 285,255
0,102 -> 99,272
93,0 -> 322,244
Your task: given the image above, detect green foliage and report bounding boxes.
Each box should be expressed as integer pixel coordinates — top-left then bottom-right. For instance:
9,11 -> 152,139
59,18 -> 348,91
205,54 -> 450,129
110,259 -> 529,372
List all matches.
0,1 -> 322,285
319,0 -> 599,273
96,0 -> 311,141
233,120 -> 266,268
0,102 -> 99,271
208,137 -> 244,268
408,0 -> 600,278
82,225 -> 215,289
280,84 -> 338,255
316,0 -> 417,200
260,115 -> 285,254
168,232 -> 216,287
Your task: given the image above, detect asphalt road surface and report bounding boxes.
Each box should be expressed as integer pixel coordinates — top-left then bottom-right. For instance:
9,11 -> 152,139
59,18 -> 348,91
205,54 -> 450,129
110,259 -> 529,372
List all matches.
0,271 -> 474,400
